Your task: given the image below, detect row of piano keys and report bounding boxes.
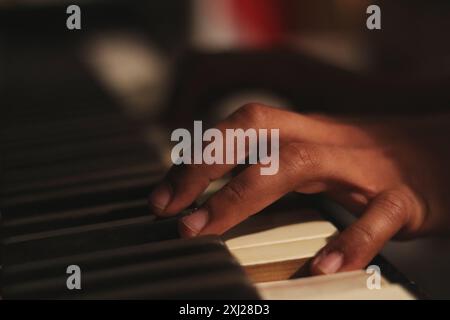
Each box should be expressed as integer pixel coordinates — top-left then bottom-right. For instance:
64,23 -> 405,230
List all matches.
221,201 -> 415,299
0,51 -> 415,299
0,53 -> 259,298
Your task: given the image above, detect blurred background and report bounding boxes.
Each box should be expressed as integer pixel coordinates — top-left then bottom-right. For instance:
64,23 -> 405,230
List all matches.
1,0 -> 450,298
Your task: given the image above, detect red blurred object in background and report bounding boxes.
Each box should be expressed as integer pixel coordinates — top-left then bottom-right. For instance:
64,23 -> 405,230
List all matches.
231,0 -> 289,47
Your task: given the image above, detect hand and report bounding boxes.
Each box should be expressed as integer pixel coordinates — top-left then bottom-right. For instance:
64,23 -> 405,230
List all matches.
149,103 -> 450,275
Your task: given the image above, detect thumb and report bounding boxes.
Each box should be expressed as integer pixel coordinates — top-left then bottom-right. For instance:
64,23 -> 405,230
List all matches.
310,189 -> 418,275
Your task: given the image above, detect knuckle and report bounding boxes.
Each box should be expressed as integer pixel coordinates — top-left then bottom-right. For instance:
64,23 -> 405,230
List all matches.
282,143 -> 321,171
376,190 -> 411,224
233,103 -> 267,125
220,181 -> 248,203
347,223 -> 376,247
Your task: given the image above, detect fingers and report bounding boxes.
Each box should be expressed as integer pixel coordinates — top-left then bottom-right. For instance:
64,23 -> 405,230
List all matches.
177,163 -> 290,238
178,143 -> 346,237
149,103 -> 299,216
149,103 -> 373,217
310,188 -> 422,275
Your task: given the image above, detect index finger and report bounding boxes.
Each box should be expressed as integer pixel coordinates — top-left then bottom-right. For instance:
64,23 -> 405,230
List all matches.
149,103 -> 273,216
148,103 -> 336,217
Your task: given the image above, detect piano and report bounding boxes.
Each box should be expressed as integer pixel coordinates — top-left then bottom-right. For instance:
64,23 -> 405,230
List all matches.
0,1 -> 425,301
0,52 -> 422,301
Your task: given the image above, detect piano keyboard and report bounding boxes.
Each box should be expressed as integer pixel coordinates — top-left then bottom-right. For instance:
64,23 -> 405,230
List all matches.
2,236 -> 259,299
221,199 -> 416,300
224,205 -> 338,283
0,50 -> 259,299
257,271 -> 415,300
0,49 -> 419,299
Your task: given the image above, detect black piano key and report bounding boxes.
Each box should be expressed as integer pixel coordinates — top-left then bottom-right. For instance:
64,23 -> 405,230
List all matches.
85,271 -> 259,300
1,175 -> 160,216
1,215 -> 180,265
2,236 -> 259,300
0,163 -> 160,198
3,236 -> 225,284
2,150 -> 157,185
1,199 -> 149,237
3,251 -> 236,299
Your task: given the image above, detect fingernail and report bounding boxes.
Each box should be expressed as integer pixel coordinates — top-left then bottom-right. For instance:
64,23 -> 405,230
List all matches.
149,182 -> 172,215
179,208 -> 209,237
313,251 -> 344,275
